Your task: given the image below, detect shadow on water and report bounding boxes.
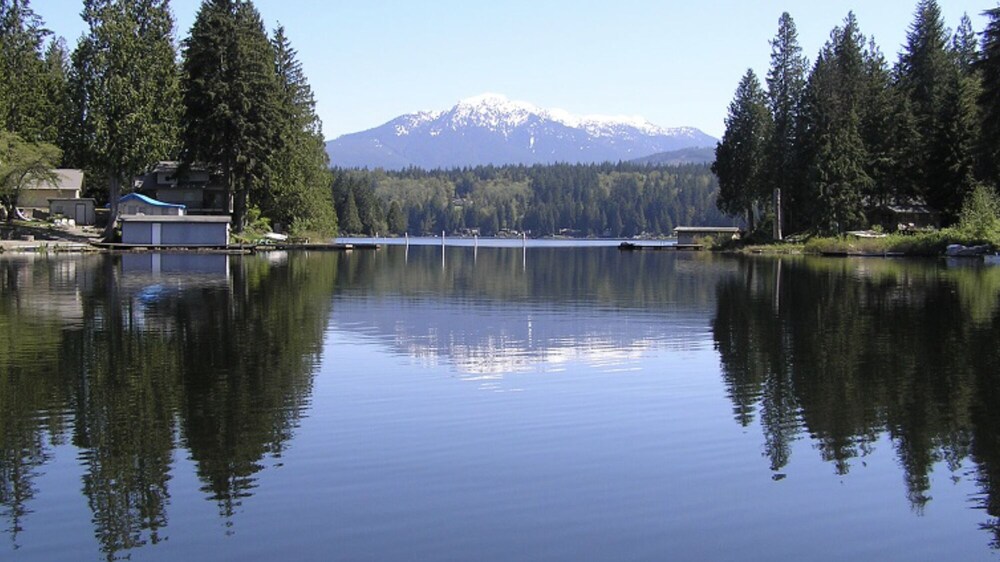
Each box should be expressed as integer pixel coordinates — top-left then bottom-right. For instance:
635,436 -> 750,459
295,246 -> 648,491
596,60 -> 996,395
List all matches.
0,252 -> 337,559
711,256 -> 1000,545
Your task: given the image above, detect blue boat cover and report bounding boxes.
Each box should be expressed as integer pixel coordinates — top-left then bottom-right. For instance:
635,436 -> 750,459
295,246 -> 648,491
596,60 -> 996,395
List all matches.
110,193 -> 186,209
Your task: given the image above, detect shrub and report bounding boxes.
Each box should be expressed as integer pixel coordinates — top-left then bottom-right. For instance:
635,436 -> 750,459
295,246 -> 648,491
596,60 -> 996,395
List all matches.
955,184 -> 1000,245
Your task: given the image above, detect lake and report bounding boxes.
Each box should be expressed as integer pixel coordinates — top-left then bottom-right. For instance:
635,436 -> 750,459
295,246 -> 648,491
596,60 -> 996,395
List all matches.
2,246 -> 999,560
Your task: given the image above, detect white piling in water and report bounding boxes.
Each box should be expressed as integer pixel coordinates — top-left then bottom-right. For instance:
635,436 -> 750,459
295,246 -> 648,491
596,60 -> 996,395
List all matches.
405,232 -> 409,246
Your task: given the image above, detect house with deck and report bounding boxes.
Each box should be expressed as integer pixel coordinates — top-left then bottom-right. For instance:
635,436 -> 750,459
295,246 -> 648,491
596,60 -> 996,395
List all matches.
134,161 -> 230,214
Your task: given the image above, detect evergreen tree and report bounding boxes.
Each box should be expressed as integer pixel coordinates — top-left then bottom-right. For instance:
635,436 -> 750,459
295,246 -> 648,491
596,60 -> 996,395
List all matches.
386,200 -> 407,235
262,25 -> 336,236
897,0 -> 953,205
71,0 -> 181,237
859,40 -> 895,207
980,6 -> 1000,185
933,62 -> 981,222
953,13 -> 979,73
182,0 -> 280,232
0,0 -> 51,141
765,12 -> 808,238
798,15 -> 872,233
712,69 -> 772,231
340,188 -> 363,234
40,39 -> 70,152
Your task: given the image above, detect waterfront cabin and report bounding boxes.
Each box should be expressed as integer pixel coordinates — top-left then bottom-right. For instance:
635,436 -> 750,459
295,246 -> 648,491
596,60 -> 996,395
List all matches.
134,161 -> 230,214
49,197 -> 96,225
673,226 -> 741,246
119,215 -> 231,247
116,192 -> 186,216
18,169 -> 84,210
872,200 -> 940,232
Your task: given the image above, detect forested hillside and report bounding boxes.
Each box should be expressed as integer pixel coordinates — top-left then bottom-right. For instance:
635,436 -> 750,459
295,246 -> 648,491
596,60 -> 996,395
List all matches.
332,163 -> 731,237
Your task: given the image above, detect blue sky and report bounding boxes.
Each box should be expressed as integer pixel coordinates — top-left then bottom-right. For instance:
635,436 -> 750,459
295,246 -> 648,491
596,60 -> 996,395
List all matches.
36,0 -> 994,140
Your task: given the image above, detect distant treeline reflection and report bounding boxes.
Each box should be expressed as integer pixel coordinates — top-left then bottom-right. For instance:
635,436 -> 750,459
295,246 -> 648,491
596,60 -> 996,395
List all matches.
712,257 -> 1000,546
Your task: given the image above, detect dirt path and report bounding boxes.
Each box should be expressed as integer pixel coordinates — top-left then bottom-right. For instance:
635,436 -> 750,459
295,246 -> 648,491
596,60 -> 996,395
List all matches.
0,222 -> 103,252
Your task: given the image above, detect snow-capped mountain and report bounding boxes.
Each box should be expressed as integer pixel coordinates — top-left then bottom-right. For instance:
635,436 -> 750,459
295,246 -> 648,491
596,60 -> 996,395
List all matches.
326,93 -> 716,169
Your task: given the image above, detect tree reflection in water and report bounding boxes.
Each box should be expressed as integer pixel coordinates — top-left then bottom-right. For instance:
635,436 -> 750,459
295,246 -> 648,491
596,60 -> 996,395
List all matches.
0,253 -> 336,559
712,256 -> 1000,540
3,250 -> 1000,556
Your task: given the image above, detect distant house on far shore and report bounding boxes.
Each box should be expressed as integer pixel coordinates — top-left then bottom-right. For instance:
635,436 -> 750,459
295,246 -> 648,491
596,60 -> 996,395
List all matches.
17,169 -> 84,209
134,161 -> 230,214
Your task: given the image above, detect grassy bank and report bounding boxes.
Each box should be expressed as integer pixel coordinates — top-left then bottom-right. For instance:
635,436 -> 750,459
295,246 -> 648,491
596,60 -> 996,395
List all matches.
714,230 -> 996,257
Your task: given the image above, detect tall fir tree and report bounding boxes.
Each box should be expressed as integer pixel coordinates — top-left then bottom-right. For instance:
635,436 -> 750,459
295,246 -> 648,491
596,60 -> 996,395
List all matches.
859,40 -> 895,207
262,25 -> 336,236
181,0 -> 280,232
953,13 -> 979,74
798,15 -> 872,233
712,69 -> 772,232
765,12 -> 809,238
0,0 -> 53,142
340,187 -> 363,234
926,14 -> 983,222
933,69 -> 981,221
897,0 -> 953,206
40,39 -> 70,153
979,6 -> 1000,186
70,0 -> 181,237
386,199 -> 407,235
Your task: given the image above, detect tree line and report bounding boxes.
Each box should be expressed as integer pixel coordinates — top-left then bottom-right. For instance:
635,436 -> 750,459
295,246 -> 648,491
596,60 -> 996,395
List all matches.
714,2 -> 1000,237
332,162 -> 731,237
0,0 -> 336,236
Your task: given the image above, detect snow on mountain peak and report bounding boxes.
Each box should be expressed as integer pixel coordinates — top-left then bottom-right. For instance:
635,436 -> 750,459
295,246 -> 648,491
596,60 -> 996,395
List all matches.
450,93 -> 541,133
327,93 -> 717,169
449,93 -> 669,137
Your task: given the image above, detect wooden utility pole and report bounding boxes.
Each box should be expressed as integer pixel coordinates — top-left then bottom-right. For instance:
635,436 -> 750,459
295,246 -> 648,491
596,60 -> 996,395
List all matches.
773,188 -> 783,241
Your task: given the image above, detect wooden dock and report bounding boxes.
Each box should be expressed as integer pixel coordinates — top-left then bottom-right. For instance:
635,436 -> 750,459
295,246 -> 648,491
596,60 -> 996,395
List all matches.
618,242 -> 702,251
255,242 -> 380,251
88,242 -> 380,253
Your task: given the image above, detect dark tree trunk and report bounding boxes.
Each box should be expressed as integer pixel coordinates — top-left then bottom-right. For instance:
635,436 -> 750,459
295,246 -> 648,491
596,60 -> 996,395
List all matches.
102,173 -> 121,241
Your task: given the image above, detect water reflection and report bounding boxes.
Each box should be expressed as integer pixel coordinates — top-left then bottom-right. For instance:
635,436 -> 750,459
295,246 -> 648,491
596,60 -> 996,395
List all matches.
711,256 -> 1000,543
0,253 -> 336,559
3,249 -> 1000,558
331,246 -> 733,379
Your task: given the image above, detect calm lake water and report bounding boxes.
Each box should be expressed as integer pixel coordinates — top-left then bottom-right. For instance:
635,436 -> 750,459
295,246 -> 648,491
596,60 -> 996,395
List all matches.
2,246 -> 1000,561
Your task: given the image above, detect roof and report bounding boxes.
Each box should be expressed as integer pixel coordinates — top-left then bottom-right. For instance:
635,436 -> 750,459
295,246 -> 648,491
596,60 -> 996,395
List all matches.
149,160 -> 214,174
116,192 -> 186,209
673,226 -> 741,233
24,169 -> 84,190
119,215 -> 232,224
885,204 -> 936,214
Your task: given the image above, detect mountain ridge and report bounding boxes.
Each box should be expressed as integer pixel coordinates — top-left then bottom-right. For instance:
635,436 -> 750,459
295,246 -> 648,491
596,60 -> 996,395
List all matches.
326,94 -> 716,169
